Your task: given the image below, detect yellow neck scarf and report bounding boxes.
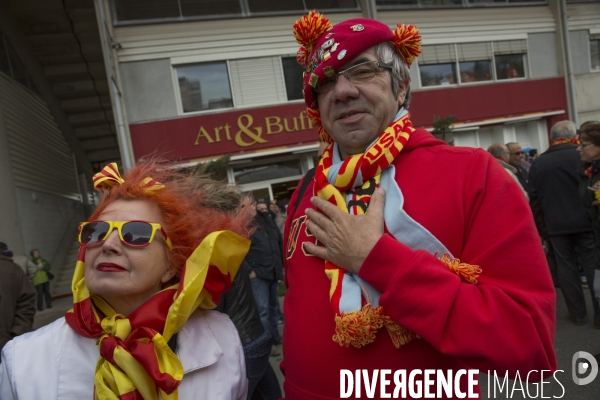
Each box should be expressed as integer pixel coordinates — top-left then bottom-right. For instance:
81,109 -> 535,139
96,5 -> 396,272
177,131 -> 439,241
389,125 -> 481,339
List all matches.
65,231 -> 249,400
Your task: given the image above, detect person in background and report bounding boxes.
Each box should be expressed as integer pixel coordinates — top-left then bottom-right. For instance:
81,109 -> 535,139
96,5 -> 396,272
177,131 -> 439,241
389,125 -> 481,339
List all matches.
10,252 -> 36,279
216,259 -> 282,400
269,200 -> 286,235
248,198 -> 284,357
0,242 -> 36,353
506,142 -> 530,189
207,185 -> 282,400
282,12 -> 556,398
488,143 -> 529,200
1,161 -> 251,399
30,249 -> 52,311
577,120 -> 600,329
529,120 -> 599,328
529,148 -> 539,164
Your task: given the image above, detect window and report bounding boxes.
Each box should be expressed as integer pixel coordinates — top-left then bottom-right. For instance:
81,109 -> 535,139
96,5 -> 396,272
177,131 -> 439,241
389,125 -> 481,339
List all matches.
420,64 -> 457,86
493,39 -> 527,80
419,44 -> 457,87
457,42 -> 492,83
233,158 -> 302,184
114,0 -> 242,21
282,57 -> 305,101
495,54 -> 525,80
377,0 -> 546,8
591,36 -> 600,71
467,0 -> 545,3
176,62 -> 233,113
418,40 -> 527,87
112,0 -> 359,23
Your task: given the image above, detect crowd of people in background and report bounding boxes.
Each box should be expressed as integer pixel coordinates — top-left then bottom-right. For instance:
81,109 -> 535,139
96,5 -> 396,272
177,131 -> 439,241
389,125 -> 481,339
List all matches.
487,120 -> 600,348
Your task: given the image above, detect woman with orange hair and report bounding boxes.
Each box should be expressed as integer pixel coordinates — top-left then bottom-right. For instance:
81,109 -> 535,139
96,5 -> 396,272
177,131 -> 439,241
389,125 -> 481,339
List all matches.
0,160 -> 252,400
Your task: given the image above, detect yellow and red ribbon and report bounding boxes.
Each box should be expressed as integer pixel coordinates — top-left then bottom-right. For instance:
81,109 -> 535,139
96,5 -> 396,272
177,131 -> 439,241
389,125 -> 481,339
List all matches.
93,163 -> 165,192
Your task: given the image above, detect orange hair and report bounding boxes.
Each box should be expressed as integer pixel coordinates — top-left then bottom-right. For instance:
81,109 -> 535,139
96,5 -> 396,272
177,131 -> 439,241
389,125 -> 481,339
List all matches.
89,159 -> 252,278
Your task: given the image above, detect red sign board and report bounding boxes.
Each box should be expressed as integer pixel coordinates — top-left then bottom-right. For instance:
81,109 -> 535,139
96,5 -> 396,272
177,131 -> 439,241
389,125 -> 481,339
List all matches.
129,77 -> 568,162
129,103 -> 319,162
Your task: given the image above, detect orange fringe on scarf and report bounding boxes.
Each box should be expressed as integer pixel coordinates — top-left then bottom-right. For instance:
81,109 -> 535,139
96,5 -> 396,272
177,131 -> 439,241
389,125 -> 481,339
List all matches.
332,254 -> 481,349
333,304 -> 420,349
383,317 -> 420,349
333,304 -> 386,348
439,253 -> 482,284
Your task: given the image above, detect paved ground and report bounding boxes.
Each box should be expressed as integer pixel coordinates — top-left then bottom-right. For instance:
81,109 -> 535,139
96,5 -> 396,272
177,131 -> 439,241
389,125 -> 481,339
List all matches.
34,289 -> 599,399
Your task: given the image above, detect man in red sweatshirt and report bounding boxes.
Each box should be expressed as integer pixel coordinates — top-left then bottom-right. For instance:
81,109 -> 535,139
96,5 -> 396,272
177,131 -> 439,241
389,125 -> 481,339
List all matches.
282,12 -> 557,399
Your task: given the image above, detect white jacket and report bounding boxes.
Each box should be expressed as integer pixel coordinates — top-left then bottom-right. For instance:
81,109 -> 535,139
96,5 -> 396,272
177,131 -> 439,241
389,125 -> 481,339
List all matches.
0,309 -> 247,400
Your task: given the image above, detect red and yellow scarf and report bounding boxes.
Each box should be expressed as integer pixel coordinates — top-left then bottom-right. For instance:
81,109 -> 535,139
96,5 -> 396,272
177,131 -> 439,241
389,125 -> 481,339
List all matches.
314,115 -> 412,348
65,230 -> 249,400
314,114 -> 481,349
550,138 -> 579,147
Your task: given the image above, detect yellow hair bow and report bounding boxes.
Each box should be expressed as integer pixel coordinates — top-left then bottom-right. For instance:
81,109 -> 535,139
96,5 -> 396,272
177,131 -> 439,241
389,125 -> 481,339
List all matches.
93,163 -> 165,191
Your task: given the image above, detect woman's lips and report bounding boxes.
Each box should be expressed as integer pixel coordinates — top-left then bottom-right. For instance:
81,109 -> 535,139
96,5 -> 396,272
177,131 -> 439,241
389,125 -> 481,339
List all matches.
96,262 -> 127,272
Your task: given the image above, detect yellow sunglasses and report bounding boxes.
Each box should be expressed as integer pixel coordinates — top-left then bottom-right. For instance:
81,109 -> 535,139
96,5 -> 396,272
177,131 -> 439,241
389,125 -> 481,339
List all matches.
78,220 -> 173,250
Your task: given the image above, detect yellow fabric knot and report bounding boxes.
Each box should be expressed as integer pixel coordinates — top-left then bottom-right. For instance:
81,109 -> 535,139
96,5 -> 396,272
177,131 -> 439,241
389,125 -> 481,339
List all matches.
101,314 -> 132,341
439,253 -> 482,284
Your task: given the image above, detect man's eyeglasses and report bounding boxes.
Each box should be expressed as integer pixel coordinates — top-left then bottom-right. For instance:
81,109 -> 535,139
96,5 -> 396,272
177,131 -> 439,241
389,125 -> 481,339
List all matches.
315,60 -> 393,94
78,220 -> 173,250
579,142 -> 593,148
509,151 -> 524,156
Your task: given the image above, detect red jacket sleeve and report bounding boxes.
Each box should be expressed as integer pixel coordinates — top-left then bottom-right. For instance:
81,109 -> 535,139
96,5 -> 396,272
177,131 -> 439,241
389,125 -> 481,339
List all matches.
358,150 -> 557,378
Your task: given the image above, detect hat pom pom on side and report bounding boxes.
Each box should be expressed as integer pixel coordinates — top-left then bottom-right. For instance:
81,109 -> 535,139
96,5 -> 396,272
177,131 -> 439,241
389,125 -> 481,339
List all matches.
293,10 -> 332,57
392,24 -> 422,67
297,46 -> 310,68
307,108 -> 332,143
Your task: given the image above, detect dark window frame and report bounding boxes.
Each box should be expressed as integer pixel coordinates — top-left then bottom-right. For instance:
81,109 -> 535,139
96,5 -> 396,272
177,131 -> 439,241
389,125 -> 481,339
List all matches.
176,61 -> 234,114
281,56 -> 305,101
589,37 -> 600,71
376,0 -> 548,9
417,40 -> 529,88
111,0 -> 361,26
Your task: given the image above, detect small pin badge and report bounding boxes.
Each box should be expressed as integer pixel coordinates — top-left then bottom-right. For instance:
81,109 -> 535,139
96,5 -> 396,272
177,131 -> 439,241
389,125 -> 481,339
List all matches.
309,73 -> 319,88
323,66 -> 335,77
351,24 -> 364,32
337,49 -> 347,60
317,49 -> 324,62
323,52 -> 331,61
321,39 -> 334,50
331,43 -> 339,53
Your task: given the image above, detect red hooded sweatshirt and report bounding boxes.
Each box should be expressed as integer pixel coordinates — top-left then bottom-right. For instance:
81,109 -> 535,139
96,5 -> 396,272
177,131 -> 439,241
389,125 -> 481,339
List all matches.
281,128 -> 556,399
